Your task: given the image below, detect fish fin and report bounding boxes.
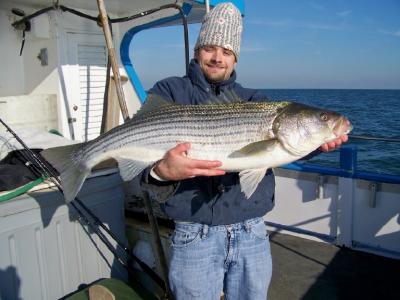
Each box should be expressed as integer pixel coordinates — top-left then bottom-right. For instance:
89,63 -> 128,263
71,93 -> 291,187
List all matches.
41,144 -> 89,203
229,140 -> 279,158
41,143 -> 82,172
136,94 -> 177,116
239,168 -> 268,199
115,157 -> 150,181
60,165 -> 90,203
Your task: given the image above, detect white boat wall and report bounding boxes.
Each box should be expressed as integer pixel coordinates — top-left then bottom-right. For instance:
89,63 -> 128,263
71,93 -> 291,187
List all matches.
270,167 -> 400,258
0,170 -> 126,299
0,0 -> 399,299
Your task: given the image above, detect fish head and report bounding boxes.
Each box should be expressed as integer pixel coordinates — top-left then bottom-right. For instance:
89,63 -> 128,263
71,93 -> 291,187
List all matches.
272,102 -> 352,156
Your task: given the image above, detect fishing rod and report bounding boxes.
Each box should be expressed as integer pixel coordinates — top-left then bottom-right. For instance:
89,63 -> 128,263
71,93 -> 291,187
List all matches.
349,134 -> 400,143
0,118 -> 168,298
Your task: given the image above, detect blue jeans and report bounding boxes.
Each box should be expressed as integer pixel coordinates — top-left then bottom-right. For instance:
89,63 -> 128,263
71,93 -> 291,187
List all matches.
169,217 -> 272,300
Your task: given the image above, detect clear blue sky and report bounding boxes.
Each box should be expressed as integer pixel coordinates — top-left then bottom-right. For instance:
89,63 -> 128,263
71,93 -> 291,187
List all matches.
129,0 -> 400,90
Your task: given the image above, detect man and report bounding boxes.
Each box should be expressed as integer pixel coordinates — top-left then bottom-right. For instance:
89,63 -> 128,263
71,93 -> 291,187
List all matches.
142,3 -> 348,299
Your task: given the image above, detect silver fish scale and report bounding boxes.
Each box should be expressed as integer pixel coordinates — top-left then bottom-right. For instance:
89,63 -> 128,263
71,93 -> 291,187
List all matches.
79,101 -> 290,160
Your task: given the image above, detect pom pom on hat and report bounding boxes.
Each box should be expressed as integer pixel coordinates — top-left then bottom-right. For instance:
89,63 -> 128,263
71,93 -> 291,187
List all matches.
195,2 -> 243,60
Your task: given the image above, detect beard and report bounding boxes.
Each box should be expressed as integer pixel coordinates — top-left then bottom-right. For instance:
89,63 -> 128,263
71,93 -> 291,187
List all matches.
204,71 -> 226,83
203,64 -> 228,83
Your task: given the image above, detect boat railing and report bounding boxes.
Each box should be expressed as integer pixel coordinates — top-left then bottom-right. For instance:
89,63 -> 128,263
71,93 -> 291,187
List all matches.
272,135 -> 400,258
283,135 -> 400,184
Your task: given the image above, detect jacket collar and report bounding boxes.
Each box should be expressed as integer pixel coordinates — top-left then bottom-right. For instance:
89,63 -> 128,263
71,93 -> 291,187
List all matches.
187,59 -> 237,92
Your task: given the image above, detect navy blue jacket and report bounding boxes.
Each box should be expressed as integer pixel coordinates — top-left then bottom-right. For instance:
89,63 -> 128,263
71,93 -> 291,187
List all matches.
142,59 -> 275,225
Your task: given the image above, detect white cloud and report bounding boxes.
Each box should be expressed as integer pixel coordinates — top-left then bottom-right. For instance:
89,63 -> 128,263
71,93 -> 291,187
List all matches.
379,29 -> 400,37
247,19 -> 291,27
241,46 -> 268,53
337,10 -> 352,17
248,18 -> 341,31
301,23 -> 341,31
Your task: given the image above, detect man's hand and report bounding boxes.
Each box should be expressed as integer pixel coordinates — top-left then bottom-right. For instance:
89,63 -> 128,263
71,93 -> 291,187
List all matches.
320,135 -> 349,152
153,143 -> 226,181
320,118 -> 351,152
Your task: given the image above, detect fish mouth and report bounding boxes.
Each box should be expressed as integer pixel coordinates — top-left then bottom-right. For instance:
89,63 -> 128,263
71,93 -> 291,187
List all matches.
333,116 -> 352,137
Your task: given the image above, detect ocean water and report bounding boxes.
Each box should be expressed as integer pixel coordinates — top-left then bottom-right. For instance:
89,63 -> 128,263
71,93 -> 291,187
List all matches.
261,89 -> 400,176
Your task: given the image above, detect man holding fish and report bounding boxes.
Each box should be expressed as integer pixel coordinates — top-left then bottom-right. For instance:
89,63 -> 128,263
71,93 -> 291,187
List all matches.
142,2 -> 350,299
41,2 -> 350,299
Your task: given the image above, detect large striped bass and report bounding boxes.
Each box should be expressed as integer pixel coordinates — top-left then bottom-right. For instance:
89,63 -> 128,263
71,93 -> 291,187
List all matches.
41,96 -> 352,202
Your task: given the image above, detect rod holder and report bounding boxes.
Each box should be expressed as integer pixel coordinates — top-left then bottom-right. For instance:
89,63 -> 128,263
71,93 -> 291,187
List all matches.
369,182 -> 378,208
317,175 -> 325,199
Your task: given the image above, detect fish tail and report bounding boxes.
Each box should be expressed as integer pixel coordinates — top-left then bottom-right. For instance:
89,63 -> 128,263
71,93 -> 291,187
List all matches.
41,144 -> 90,203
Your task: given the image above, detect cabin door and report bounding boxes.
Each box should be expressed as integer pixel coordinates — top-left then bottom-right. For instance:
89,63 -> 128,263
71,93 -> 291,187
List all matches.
65,32 -> 107,142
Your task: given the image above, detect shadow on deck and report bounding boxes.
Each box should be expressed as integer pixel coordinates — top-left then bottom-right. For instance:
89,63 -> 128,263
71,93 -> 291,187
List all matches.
268,232 -> 400,300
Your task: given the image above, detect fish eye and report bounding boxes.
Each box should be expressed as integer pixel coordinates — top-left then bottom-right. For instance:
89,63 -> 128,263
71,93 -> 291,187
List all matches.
320,113 -> 329,121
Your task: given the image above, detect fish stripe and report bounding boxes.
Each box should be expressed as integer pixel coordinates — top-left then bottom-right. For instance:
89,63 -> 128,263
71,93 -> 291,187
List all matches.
72,101 -> 290,161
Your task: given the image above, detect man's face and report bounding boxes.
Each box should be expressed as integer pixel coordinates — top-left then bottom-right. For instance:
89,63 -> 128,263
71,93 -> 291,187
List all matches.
195,46 -> 236,83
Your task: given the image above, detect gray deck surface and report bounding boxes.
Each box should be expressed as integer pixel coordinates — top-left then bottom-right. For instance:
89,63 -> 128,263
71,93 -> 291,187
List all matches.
125,215 -> 399,300
268,232 -> 400,300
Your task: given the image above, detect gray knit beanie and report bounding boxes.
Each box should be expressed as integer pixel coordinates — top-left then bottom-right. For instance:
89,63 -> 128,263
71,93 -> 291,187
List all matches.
195,2 -> 243,60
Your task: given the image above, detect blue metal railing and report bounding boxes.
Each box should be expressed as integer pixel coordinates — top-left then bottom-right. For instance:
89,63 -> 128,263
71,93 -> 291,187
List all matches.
265,221 -> 336,243
283,145 -> 400,184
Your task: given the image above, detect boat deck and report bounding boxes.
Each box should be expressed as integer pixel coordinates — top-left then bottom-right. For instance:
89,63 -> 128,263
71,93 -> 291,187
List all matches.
268,232 -> 399,300
125,215 -> 400,299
